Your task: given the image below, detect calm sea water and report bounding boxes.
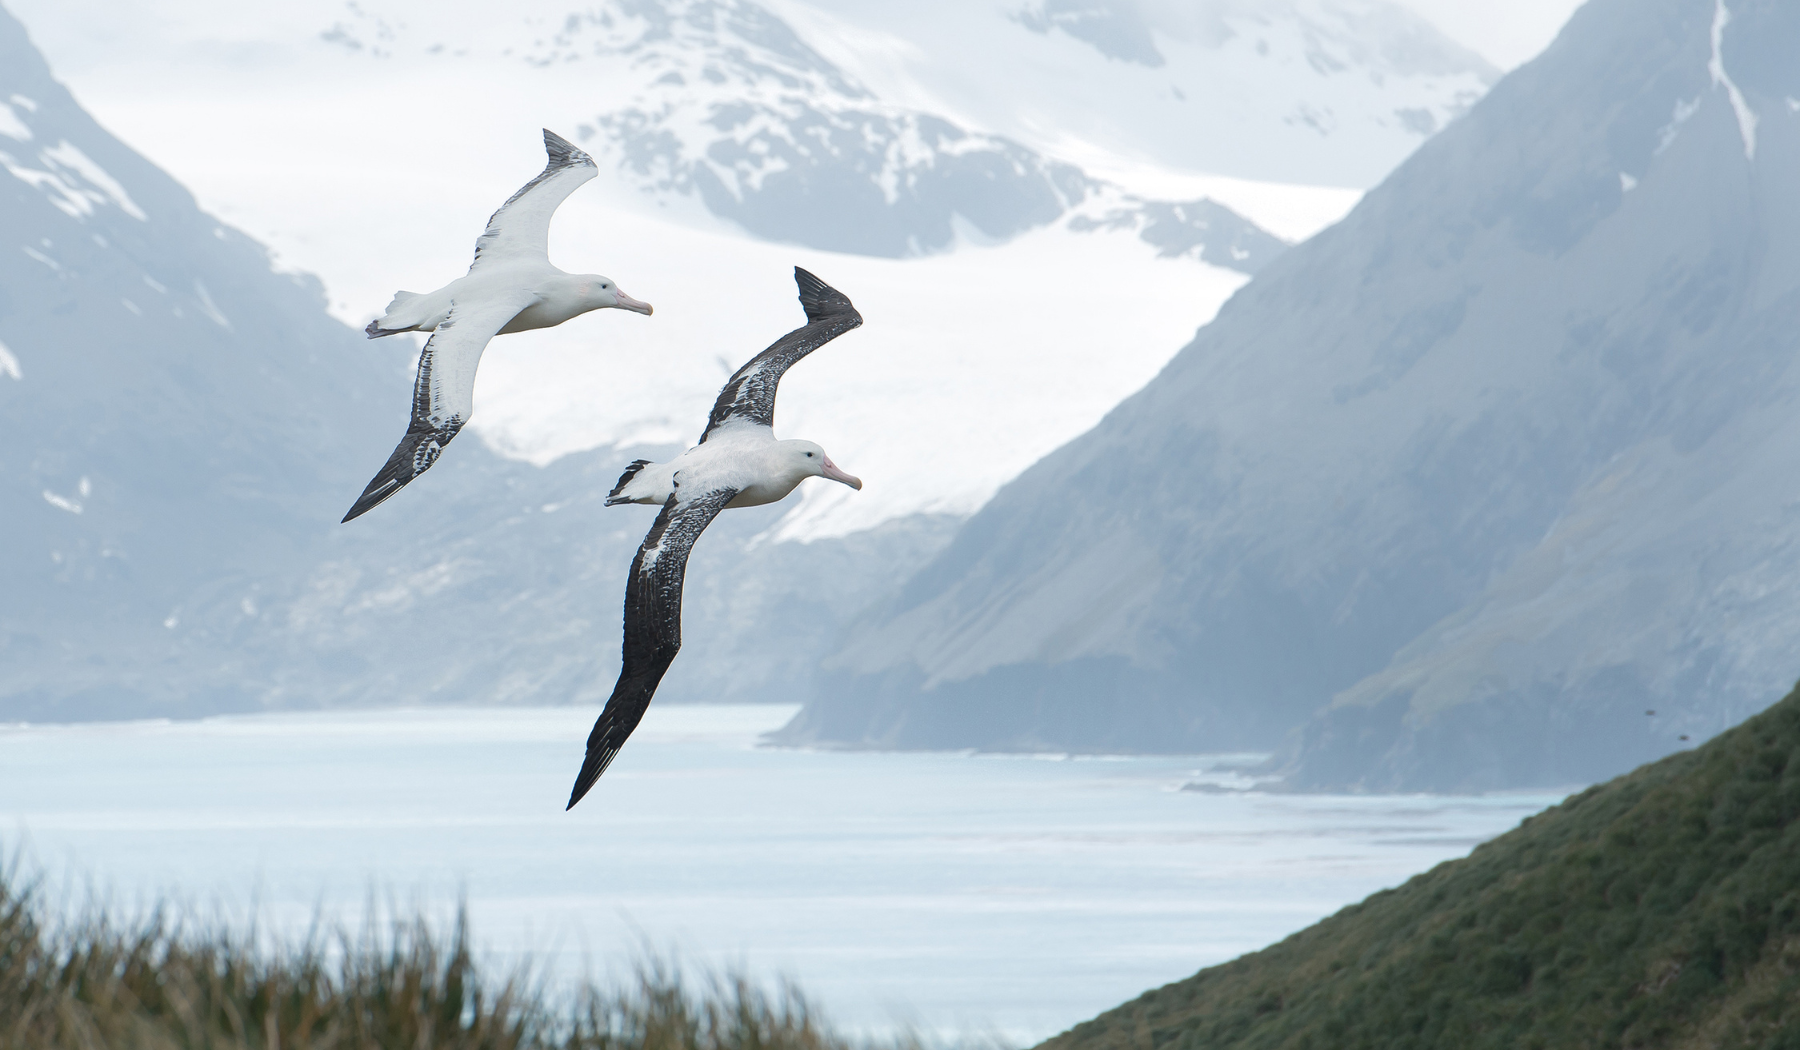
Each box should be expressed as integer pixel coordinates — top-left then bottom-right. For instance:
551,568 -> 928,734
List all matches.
0,704 -> 1564,1042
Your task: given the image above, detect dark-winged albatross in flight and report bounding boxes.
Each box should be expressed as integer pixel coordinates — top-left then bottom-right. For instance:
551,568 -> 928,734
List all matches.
565,267 -> 864,809
342,129 -> 653,523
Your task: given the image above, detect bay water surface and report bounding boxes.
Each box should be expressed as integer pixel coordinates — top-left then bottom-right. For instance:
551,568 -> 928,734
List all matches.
0,704 -> 1565,1041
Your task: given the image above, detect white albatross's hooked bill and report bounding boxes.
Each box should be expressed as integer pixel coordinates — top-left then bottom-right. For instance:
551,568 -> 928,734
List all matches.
341,128 -> 653,523
565,267 -> 864,810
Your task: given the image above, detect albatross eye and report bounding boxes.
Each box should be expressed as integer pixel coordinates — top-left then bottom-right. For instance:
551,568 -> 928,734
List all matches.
806,452 -> 814,457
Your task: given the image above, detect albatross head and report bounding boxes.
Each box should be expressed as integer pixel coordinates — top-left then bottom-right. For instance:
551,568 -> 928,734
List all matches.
783,440 -> 862,491
579,276 -> 654,316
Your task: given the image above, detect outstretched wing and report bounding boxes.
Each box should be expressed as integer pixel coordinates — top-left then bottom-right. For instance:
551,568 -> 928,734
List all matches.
341,290 -> 538,522
697,267 -> 861,443
468,129 -> 597,272
566,484 -> 739,809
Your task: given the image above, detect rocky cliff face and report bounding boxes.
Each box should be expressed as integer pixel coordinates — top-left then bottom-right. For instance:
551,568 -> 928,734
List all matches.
777,0 -> 1800,792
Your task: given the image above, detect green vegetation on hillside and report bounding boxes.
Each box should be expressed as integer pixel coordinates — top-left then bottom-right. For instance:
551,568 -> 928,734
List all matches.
0,876 -> 858,1050
1040,684 -> 1800,1050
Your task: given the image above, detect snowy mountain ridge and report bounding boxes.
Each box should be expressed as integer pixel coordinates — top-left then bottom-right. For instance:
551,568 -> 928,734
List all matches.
0,0 -> 967,722
0,0 -> 1512,735
774,0 -> 1498,187
0,0 -> 1456,547
313,0 -> 1295,266
0,129 -> 148,225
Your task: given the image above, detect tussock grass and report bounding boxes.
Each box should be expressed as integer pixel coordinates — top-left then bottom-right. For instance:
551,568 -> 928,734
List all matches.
0,867 -> 863,1050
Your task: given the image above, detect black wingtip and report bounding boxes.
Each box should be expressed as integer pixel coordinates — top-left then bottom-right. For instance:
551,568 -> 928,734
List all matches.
794,267 -> 857,323
341,425 -> 460,524
566,755 -> 605,810
340,477 -> 402,524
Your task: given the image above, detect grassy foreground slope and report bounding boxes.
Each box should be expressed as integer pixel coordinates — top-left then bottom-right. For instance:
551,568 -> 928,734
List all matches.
0,879 -> 853,1050
1040,684 -> 1800,1050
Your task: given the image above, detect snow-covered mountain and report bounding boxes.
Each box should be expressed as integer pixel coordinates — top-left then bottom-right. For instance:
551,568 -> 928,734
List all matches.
0,0 -> 1342,545
0,3 -> 957,721
777,0 -> 1800,792
156,0 -> 1298,541
778,0 -> 1499,188
310,0 -> 1296,265
296,0 -> 1501,258
0,0 -> 1516,727
0,0 -> 1500,546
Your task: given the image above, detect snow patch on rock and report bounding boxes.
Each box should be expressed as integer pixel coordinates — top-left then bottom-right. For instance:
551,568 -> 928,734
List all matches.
0,100 -> 28,140
1708,0 -> 1757,160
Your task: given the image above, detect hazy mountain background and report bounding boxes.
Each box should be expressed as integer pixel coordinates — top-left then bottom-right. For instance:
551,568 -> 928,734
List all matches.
0,0 -> 971,720
8,0 -> 1440,544
11,0 -> 1772,799
0,10 -> 389,718
2,0 -> 1472,720
775,0 -> 1499,188
776,0 -> 1800,792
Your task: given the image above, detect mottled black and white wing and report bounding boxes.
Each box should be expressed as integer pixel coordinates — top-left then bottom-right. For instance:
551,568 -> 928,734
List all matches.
468,129 -> 597,272
567,485 -> 738,809
341,290 -> 538,522
697,267 -> 861,443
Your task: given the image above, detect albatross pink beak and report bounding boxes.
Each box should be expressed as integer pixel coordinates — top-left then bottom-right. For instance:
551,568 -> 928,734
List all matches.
613,290 -> 654,316
821,455 -> 862,491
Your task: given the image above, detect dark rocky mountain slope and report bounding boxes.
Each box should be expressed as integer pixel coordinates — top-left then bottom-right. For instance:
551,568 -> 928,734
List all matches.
777,0 -> 1800,791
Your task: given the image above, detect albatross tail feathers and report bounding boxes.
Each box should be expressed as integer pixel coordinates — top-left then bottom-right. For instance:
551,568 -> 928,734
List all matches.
365,290 -> 427,339
794,266 -> 857,323
606,459 -> 654,505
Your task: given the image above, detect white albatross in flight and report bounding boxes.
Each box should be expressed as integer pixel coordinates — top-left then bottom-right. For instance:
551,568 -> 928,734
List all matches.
342,129 -> 653,523
565,267 -> 864,810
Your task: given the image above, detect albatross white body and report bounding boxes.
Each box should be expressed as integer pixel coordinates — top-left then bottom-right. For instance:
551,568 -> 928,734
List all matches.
566,268 -> 865,810
607,431 -> 861,510
370,270 -> 643,339
342,129 -> 653,523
